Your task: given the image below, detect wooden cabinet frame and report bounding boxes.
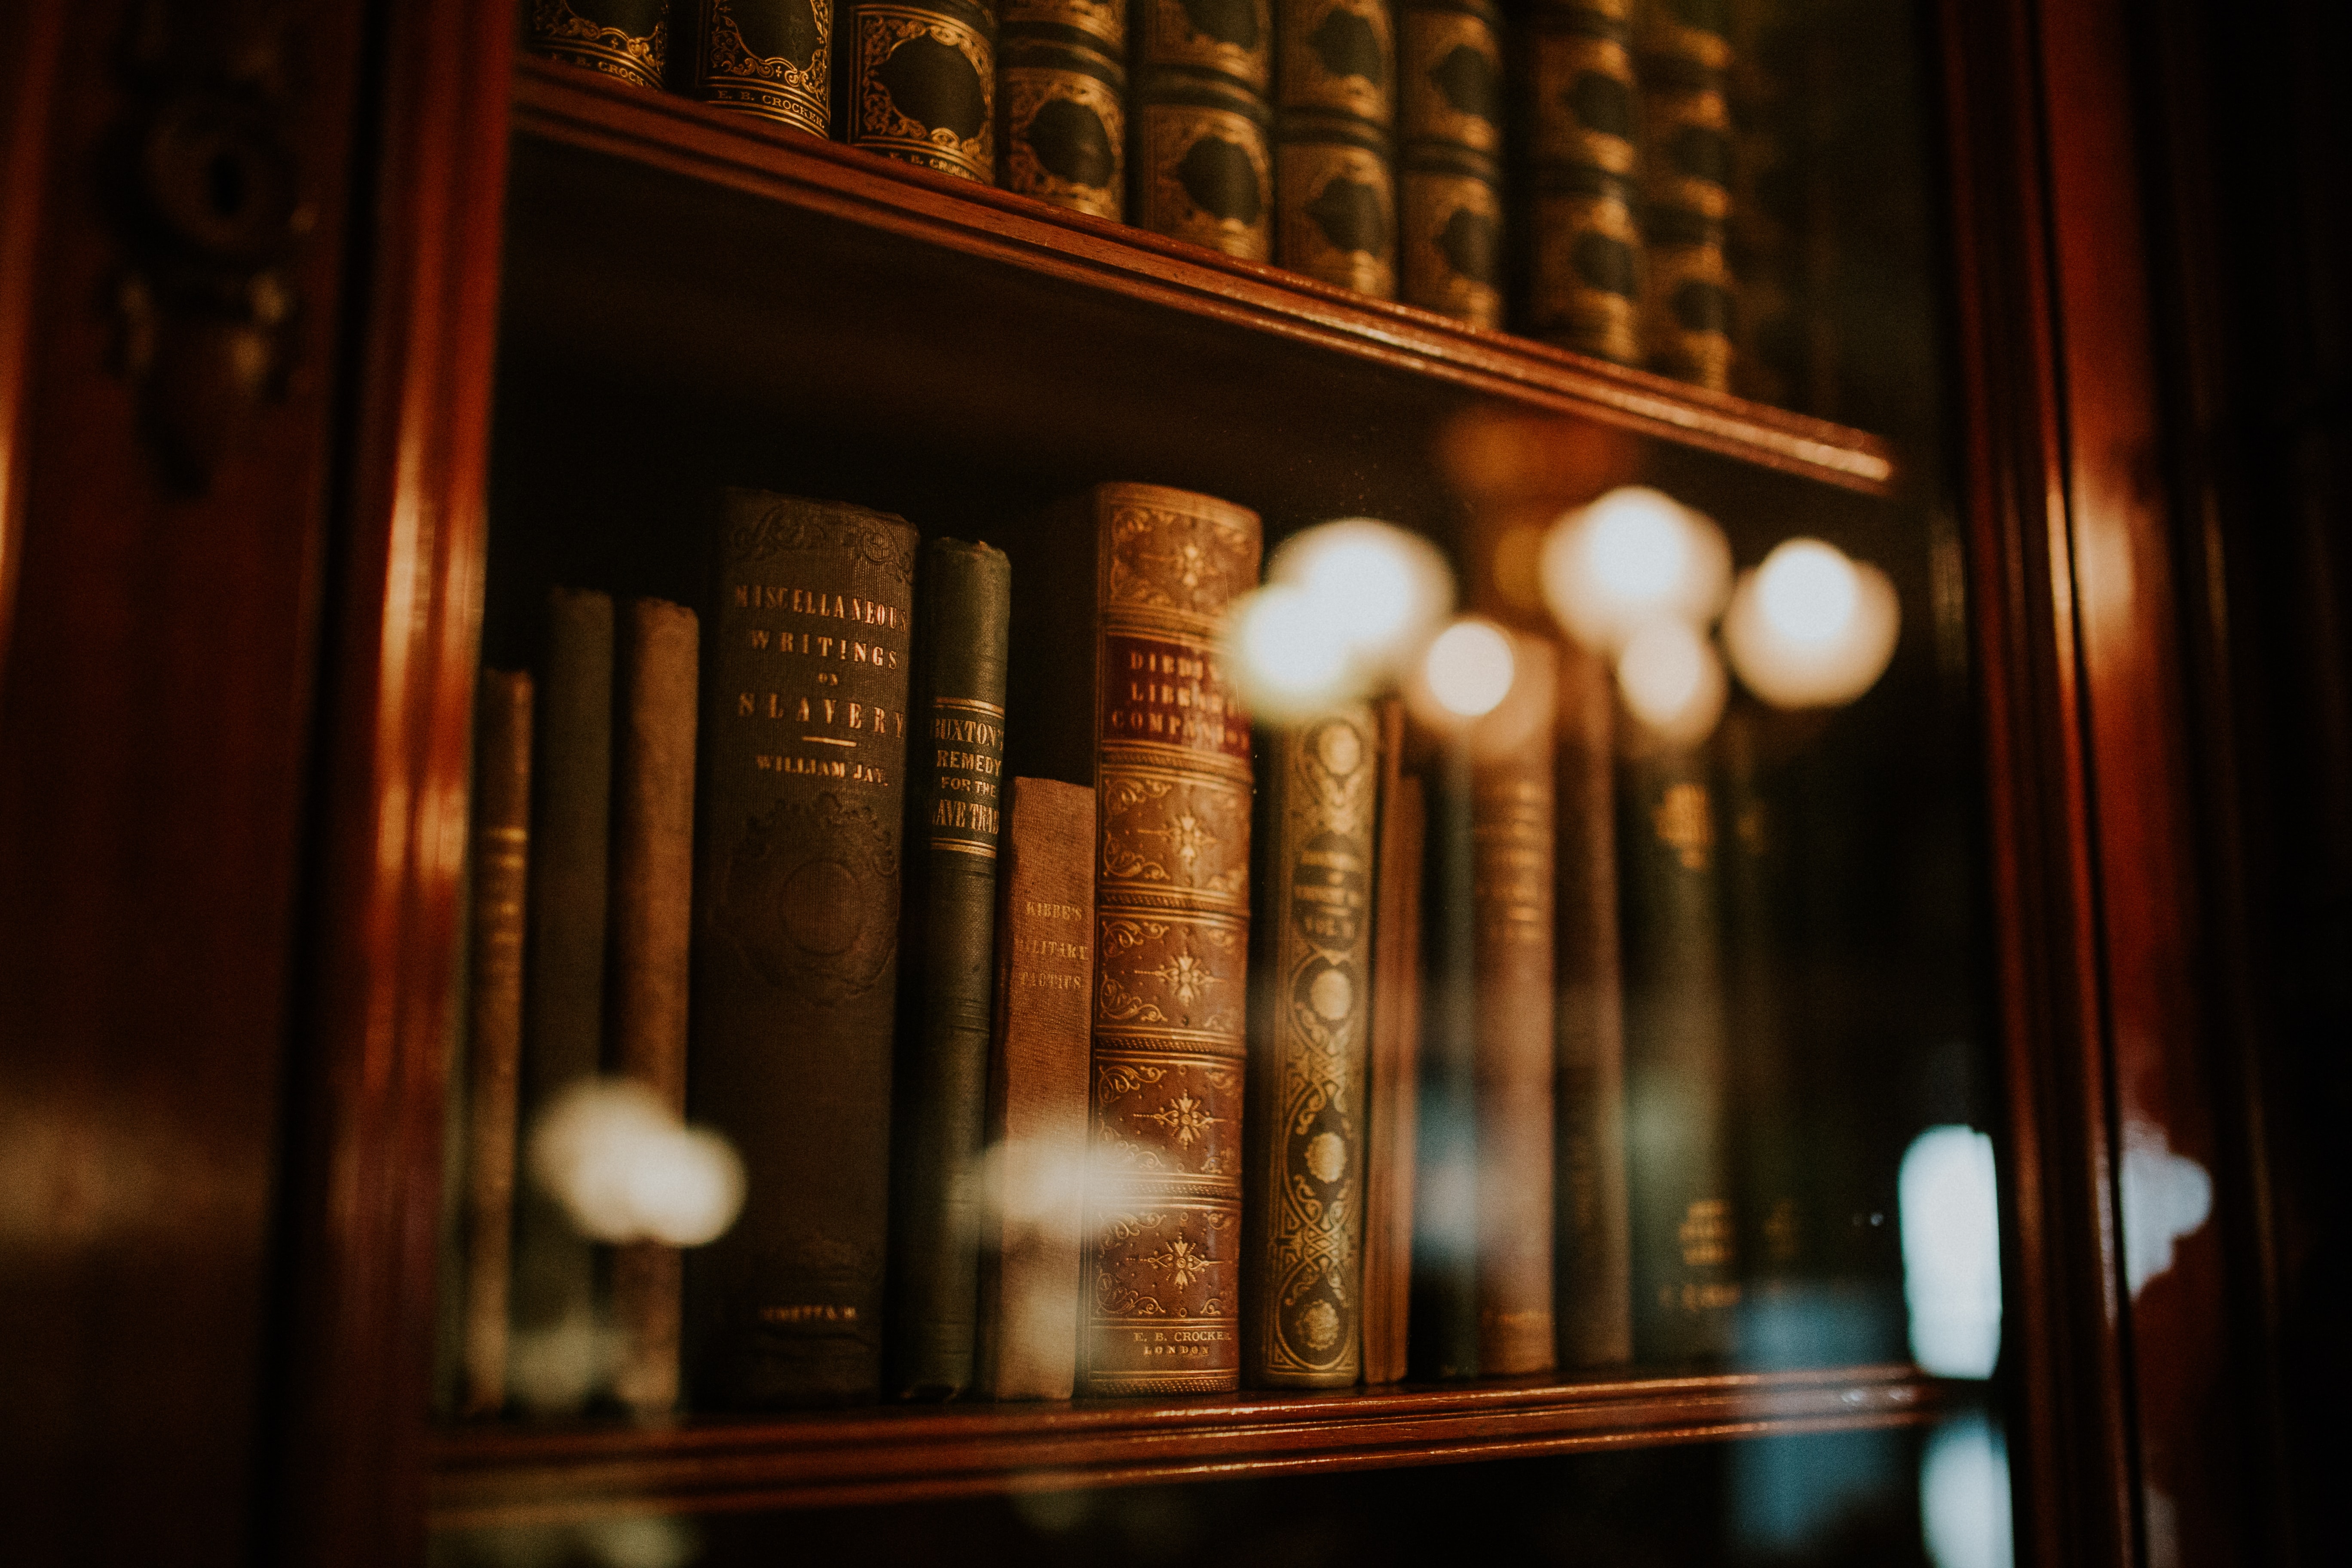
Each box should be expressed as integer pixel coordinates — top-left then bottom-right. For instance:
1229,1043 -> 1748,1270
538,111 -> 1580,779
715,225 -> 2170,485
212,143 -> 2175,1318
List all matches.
0,0 -> 2315,1563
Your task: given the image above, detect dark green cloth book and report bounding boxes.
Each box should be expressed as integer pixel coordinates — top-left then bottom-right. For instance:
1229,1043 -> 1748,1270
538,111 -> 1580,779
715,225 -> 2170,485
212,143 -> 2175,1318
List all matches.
1409,737 -> 1479,1379
1620,738 -> 1740,1363
888,538 -> 1013,1399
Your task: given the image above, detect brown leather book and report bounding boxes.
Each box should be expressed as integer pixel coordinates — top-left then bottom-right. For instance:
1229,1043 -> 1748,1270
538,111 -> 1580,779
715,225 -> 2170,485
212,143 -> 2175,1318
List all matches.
1553,638 -> 1631,1367
607,598 -> 700,1415
998,0 -> 1128,219
512,587 -> 612,1414
1001,482 -> 1261,1396
1274,0 -> 1399,298
686,492 -> 917,1407
1635,0 -> 1734,388
1397,0 -> 1501,325
1525,0 -> 1642,364
1471,639 -> 1556,1376
460,670 -> 533,1418
1243,702 -> 1381,1387
1131,0 -> 1276,260
1360,729 -> 1422,1385
975,776 -> 1098,1400
524,0 -> 671,91
838,0 -> 998,183
686,0 -> 835,136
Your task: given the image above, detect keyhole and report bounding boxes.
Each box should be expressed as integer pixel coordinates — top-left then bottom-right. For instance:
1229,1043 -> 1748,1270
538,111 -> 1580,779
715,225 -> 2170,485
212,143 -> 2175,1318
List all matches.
206,149 -> 248,222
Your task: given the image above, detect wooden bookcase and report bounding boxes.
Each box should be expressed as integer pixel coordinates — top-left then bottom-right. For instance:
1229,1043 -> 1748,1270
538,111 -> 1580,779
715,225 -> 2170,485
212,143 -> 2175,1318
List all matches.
2,1 -> 2337,1565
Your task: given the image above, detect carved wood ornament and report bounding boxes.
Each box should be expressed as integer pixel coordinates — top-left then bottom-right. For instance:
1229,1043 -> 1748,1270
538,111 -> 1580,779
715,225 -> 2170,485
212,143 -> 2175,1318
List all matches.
111,0 -> 312,493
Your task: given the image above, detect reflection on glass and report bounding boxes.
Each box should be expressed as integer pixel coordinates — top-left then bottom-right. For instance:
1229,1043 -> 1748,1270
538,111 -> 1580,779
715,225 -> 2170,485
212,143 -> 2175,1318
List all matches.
1921,1413 -> 2015,1568
1723,538 -> 1902,709
1539,486 -> 1731,655
1229,518 -> 1456,720
1419,617 -> 1516,720
1616,618 -> 1728,742
528,1078 -> 745,1247
1898,1125 -> 2002,1379
2118,1116 -> 2212,1298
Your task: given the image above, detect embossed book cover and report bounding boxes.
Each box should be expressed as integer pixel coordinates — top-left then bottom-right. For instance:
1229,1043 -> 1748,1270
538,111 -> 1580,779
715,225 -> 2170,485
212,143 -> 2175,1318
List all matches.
1002,482 -> 1262,1396
1243,703 -> 1381,1387
686,491 -> 917,1407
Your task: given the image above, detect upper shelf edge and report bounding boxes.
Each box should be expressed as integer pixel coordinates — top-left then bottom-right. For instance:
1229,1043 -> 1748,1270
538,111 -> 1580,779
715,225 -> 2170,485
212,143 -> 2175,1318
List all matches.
506,58 -> 1899,499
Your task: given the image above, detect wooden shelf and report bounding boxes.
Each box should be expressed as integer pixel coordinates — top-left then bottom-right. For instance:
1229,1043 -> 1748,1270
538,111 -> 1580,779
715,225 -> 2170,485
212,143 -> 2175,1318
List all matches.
428,1365 -> 1947,1527
505,58 -> 1897,500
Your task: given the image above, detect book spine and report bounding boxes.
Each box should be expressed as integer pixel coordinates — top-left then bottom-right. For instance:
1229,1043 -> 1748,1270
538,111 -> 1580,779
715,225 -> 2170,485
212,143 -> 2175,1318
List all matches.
976,776 -> 1098,1399
460,671 -> 533,1418
1634,0 -> 1733,389
1553,638 -> 1630,1366
1130,0 -> 1275,259
1274,0 -> 1398,298
1524,0 -> 1642,364
999,1 -> 1130,219
1717,705 -> 1803,1297
689,0 -> 835,135
687,492 -> 918,1407
1724,0 -> 1798,406
1077,482 -> 1261,1396
1242,703 -> 1380,1387
1470,641 -> 1555,1376
1396,0 -> 1501,325
840,0 -> 998,182
1620,739 -> 1740,1361
1408,738 -> 1477,1378
606,599 -> 700,1415
1359,725 -> 1421,1384
512,587 -> 613,1412
526,0 -> 672,90
888,539 -> 1013,1399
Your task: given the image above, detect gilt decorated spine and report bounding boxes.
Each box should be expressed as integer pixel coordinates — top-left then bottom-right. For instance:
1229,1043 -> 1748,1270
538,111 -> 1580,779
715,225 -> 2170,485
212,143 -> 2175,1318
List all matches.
1470,640 -> 1556,1376
976,777 -> 1098,1399
526,0 -> 671,90
686,492 -> 917,1407
999,0 -> 1129,218
1243,703 -> 1380,1387
1359,717 -> 1421,1384
1525,0 -> 1642,363
460,671 -> 533,1418
1553,639 -> 1630,1366
1001,482 -> 1260,1396
607,599 -> 700,1415
1274,0 -> 1398,298
511,588 -> 613,1412
1396,0 -> 1501,325
1131,0 -> 1276,259
689,0 -> 836,136
1634,0 -> 1733,388
840,0 -> 998,182
1620,739 -> 1740,1361
888,539 -> 1013,1400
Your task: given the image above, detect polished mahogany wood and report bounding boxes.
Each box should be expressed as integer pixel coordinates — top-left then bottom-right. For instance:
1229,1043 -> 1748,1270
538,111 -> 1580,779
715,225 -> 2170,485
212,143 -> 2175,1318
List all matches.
508,57 -> 1896,497
0,0 -> 368,1561
267,1 -> 516,1565
429,1366 -> 1948,1527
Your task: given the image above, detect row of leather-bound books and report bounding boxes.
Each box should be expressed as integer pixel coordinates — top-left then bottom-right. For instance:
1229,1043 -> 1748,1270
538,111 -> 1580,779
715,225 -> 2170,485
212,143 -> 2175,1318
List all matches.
447,480 -> 1815,1416
524,0 -> 1831,403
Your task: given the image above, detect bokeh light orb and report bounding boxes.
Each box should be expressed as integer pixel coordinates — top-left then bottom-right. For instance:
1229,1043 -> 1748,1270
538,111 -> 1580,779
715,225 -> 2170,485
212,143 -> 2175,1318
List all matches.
1539,487 -> 1731,653
1723,538 -> 1901,708
1617,617 -> 1728,744
1225,582 -> 1356,720
1422,617 -> 1517,719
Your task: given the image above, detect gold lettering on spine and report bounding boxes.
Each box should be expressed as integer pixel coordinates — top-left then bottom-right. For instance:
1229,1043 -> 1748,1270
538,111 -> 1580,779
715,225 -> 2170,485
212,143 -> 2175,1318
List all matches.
1080,490 -> 1261,1396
